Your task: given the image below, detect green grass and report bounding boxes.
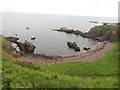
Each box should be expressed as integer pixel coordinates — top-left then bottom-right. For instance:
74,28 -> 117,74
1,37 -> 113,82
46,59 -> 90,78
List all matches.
43,46 -> 118,77
1,35 -> 119,88
92,24 -> 118,36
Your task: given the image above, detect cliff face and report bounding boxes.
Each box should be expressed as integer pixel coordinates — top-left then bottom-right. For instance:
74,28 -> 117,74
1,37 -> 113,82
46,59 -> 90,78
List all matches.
83,24 -> 118,42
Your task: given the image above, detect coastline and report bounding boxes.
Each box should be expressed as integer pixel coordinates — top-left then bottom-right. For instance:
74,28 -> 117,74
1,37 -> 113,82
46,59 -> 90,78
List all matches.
17,41 -> 114,64
3,24 -> 117,64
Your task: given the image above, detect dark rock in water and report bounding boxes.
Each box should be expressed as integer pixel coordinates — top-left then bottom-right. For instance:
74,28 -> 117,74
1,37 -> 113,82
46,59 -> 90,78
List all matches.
16,40 -> 36,53
67,42 -> 72,48
73,30 -> 84,36
72,42 -> 77,48
83,47 -> 90,50
16,42 -> 26,53
67,42 -> 77,48
67,42 -> 80,52
60,27 -> 67,30
65,30 -> 74,33
75,46 -> 80,51
26,27 -> 30,29
54,27 -> 84,36
89,21 -> 99,24
31,37 -> 36,40
6,37 -> 19,43
24,40 -> 36,53
15,34 -> 18,36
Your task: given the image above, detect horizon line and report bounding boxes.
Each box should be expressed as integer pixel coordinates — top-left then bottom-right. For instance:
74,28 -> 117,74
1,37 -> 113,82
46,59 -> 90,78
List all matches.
0,11 -> 118,19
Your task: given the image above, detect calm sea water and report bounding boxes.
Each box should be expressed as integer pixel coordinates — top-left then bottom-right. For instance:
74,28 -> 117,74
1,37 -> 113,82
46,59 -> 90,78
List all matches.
1,12 -> 117,56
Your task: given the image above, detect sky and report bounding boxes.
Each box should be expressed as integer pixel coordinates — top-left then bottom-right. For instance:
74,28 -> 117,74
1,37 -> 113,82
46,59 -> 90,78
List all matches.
0,0 -> 119,17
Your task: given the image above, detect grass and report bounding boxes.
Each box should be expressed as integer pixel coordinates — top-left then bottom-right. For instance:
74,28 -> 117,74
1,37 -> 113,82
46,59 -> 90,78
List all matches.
43,46 -> 118,77
1,35 -> 119,88
92,24 -> 118,36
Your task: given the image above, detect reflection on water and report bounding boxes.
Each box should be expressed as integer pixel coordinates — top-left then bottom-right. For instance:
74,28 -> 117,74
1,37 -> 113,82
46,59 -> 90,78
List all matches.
2,12 -> 117,56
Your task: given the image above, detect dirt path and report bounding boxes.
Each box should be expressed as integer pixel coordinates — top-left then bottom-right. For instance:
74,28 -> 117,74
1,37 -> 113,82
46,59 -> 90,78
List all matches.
18,41 -> 114,64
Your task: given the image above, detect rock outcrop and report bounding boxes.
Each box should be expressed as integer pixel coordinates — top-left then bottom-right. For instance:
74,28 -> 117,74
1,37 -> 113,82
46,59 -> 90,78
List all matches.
54,27 -> 84,36
6,37 -> 19,43
6,37 -> 36,53
83,47 -> 90,50
31,37 -> 36,40
101,30 -> 116,42
67,42 -> 80,51
85,25 -> 117,42
24,40 -> 36,53
54,25 -> 117,42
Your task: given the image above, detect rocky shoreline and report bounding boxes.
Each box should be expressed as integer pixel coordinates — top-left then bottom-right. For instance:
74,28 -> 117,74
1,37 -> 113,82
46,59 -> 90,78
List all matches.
54,24 -> 117,42
18,41 -> 114,64
3,24 -> 117,64
4,35 -> 114,64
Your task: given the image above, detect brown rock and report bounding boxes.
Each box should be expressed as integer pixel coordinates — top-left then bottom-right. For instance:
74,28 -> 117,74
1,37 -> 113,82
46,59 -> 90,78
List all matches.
6,37 -> 19,43
102,30 -> 116,42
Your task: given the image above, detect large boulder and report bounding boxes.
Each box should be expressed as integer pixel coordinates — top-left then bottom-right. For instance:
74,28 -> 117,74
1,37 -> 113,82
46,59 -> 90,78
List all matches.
72,42 -> 77,48
8,39 -> 36,53
16,42 -> 26,53
67,42 -> 80,52
75,46 -> 80,51
24,40 -> 36,53
67,42 -> 77,48
67,42 -> 73,48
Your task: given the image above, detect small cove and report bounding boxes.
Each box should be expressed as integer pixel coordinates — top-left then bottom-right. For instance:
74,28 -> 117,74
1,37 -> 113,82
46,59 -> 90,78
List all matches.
2,12 -> 117,56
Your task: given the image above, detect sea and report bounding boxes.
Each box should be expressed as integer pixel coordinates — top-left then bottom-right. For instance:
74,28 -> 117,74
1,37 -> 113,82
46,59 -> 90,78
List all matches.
1,12 -> 117,56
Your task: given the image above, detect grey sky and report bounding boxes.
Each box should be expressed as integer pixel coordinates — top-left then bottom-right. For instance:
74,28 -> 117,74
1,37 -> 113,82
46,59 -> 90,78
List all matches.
0,0 -> 119,17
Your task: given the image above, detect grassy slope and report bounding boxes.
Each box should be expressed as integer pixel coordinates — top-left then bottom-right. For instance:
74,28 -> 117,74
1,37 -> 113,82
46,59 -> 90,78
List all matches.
44,46 -> 118,77
1,35 -> 119,88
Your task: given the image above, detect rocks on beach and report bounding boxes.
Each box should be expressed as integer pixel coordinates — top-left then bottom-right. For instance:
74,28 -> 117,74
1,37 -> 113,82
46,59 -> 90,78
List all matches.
6,37 -> 36,53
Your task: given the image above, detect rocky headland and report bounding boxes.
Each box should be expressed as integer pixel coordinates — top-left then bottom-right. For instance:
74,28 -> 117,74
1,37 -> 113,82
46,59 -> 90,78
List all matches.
54,24 -> 118,42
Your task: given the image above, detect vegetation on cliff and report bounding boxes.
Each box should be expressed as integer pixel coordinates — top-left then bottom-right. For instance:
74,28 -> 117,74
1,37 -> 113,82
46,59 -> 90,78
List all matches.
86,24 -> 118,42
54,24 -> 118,42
